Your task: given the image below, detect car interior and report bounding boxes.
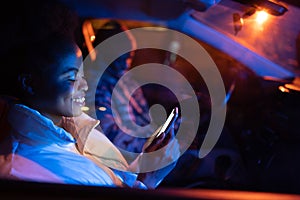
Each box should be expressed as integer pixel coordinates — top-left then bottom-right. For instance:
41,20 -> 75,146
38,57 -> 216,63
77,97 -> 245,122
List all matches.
1,0 -> 300,199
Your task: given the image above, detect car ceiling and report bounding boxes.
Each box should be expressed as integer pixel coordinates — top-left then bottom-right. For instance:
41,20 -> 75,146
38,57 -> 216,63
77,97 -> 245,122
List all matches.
60,0 -> 300,81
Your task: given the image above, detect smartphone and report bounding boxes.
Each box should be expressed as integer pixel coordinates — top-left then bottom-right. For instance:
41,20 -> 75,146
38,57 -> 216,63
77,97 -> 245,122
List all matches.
143,107 -> 179,151
155,107 -> 179,138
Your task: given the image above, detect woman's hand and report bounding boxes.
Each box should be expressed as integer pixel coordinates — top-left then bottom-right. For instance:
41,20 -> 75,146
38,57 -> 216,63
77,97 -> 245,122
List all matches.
129,124 -> 180,189
142,127 -> 173,153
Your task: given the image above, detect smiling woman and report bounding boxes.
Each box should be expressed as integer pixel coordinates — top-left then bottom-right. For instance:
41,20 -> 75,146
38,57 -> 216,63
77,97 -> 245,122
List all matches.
0,0 -> 118,185
0,0 -> 180,190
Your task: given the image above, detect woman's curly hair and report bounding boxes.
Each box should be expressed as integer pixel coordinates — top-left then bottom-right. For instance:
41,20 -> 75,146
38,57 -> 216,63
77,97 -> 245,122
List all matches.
0,0 -> 79,97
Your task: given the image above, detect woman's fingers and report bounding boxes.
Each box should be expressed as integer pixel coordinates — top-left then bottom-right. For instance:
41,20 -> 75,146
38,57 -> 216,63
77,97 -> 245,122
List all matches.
144,132 -> 165,152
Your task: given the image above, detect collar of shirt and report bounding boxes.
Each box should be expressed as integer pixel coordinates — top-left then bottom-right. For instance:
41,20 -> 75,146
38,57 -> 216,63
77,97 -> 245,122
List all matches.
61,112 -> 99,153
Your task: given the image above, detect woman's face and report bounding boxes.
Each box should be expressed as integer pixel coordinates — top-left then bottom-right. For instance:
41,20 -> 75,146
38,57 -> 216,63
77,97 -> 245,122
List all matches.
29,43 -> 88,122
